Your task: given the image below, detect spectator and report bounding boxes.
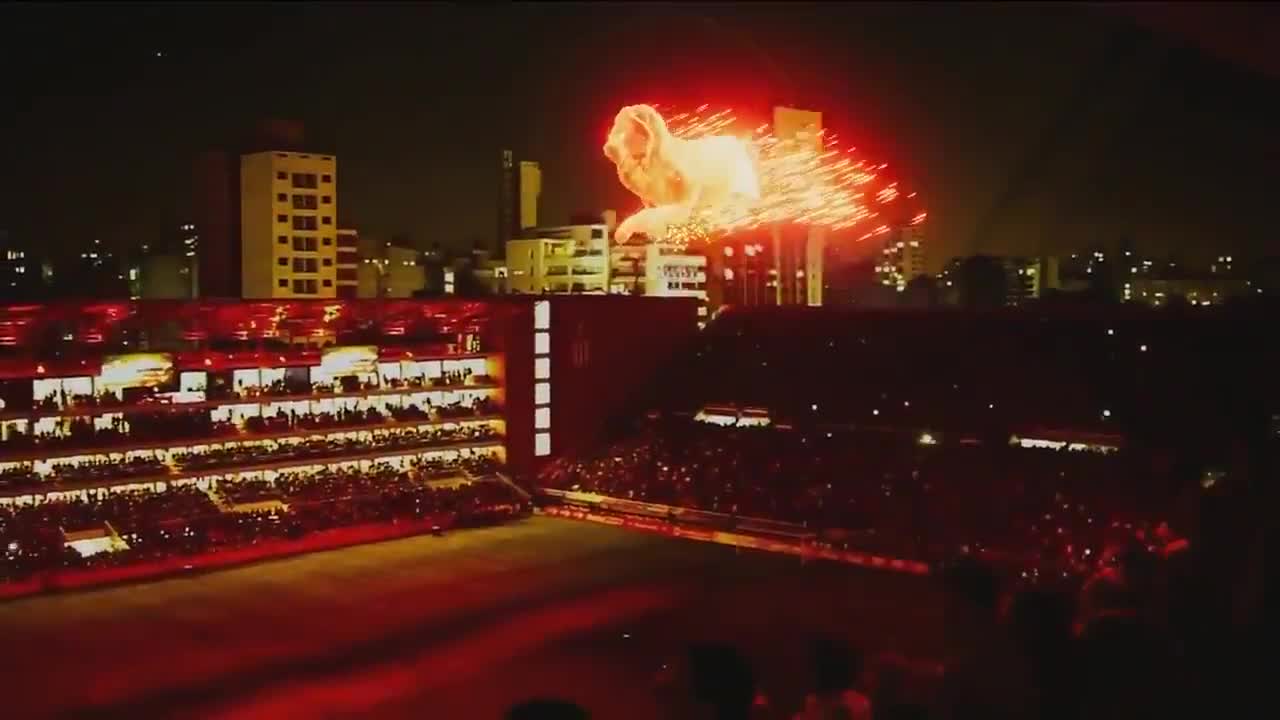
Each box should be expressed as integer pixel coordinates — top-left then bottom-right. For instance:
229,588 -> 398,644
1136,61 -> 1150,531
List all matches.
657,644 -> 763,720
1075,614 -> 1177,720
505,699 -> 590,720
793,637 -> 871,720
935,559 -> 1033,720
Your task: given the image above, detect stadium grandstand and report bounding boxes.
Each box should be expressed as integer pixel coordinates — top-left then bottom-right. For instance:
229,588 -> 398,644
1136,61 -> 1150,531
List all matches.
0,296 -> 699,589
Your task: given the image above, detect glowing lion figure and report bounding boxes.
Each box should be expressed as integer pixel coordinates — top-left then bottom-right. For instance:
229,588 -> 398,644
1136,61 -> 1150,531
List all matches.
603,104 -> 760,243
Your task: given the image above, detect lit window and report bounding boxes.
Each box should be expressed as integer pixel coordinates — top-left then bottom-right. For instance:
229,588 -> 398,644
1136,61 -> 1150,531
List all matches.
535,382 -> 550,405
535,332 -> 550,355
534,300 -> 550,330
535,407 -> 551,429
535,432 -> 551,457
534,357 -> 550,380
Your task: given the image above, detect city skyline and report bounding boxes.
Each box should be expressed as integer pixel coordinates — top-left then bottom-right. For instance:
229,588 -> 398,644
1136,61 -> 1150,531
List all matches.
2,3 -> 1278,272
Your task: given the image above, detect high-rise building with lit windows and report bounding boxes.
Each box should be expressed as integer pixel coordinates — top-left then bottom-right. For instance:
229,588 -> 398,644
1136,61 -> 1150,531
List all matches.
770,107 -> 826,307
876,225 -> 926,291
0,235 -> 44,300
240,151 -> 338,299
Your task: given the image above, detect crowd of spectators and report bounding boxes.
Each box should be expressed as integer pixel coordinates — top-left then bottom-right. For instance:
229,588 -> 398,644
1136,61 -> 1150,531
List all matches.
36,390 -> 126,412
0,421 -> 498,491
521,534 -> 1253,720
514,305 -> 1270,718
532,415 -> 1259,718
4,390 -> 498,457
172,423 -> 499,473
27,367 -> 492,411
647,306 -> 1265,449
1,453 -> 521,583
0,397 -> 500,490
540,417 -> 1182,584
1,410 -> 237,456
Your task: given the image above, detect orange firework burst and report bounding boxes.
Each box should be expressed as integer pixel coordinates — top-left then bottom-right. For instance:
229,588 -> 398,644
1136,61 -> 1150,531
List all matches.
606,104 -> 921,247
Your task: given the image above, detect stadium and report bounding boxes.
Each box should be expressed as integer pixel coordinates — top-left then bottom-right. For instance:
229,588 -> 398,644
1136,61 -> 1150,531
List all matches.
0,296 -> 1269,718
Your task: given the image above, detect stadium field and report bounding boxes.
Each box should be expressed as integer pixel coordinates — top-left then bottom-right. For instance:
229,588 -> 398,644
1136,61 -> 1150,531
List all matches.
0,516 -> 943,719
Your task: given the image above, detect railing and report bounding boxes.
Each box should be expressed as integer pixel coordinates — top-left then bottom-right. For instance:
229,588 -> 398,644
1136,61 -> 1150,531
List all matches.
539,488 -> 816,540
537,501 -> 929,576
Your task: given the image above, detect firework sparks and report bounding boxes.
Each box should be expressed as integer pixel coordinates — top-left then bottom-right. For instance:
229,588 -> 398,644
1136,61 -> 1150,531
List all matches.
603,104 -> 920,248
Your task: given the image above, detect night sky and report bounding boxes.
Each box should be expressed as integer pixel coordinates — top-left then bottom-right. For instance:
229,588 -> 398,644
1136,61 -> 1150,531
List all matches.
2,2 -> 1277,271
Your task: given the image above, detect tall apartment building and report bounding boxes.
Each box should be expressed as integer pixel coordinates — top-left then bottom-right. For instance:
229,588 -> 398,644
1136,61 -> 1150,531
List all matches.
498,151 -> 542,256
876,225 -> 926,291
240,151 -> 338,299
771,223 -> 826,306
335,228 -> 359,298
194,120 -> 310,299
771,106 -> 826,307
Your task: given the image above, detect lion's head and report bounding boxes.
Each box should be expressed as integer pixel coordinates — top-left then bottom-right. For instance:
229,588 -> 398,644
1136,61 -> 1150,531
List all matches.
603,105 -> 687,207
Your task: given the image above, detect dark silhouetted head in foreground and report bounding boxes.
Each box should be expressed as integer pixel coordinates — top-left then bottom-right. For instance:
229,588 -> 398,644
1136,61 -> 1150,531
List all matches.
810,636 -> 862,696
656,643 -> 758,720
505,698 -> 590,720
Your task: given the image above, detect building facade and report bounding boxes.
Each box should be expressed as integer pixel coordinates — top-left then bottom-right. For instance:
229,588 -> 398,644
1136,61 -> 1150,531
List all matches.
876,225 -> 927,292
771,106 -> 827,307
506,219 -> 612,295
706,234 -> 775,311
192,152 -> 241,299
356,238 -> 425,299
498,151 -> 542,256
610,240 -> 709,321
335,228 -> 359,298
1001,256 -> 1060,305
131,254 -> 197,300
771,224 -> 826,306
0,234 -> 44,300
240,151 -> 339,299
